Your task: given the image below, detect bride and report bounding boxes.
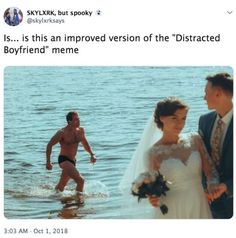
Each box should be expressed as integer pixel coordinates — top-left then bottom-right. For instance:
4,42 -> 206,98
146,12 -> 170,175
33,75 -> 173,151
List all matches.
120,97 -> 226,219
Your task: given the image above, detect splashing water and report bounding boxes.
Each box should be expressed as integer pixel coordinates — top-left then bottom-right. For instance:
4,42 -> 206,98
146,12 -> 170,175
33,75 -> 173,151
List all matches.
84,181 -> 109,198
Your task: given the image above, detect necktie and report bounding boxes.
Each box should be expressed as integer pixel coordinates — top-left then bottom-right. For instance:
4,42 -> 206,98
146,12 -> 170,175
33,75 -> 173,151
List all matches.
211,118 -> 224,167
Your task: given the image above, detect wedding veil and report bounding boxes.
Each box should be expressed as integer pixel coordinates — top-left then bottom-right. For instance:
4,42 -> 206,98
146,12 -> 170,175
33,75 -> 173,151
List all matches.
119,115 -> 162,219
119,114 -> 162,217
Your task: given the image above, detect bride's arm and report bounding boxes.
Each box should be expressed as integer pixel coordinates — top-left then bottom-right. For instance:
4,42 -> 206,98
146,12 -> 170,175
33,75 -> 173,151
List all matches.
194,134 -> 227,200
146,147 -> 162,207
146,147 -> 161,171
195,134 -> 218,183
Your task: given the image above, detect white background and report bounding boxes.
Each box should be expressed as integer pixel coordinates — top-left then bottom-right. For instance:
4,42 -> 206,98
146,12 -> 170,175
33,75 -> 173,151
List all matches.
1,0 -> 235,237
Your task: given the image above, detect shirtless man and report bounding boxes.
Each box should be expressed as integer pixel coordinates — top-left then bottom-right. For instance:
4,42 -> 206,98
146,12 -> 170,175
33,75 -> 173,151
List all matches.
46,111 -> 96,194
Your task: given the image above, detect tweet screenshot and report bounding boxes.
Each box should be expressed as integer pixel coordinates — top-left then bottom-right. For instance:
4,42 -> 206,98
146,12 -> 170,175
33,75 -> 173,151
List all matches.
1,0 -> 235,237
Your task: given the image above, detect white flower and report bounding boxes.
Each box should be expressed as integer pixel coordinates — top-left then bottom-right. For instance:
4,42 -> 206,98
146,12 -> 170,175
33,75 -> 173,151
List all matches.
132,171 -> 161,190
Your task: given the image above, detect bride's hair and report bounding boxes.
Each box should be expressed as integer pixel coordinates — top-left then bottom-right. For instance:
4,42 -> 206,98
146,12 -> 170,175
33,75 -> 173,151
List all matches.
154,97 -> 188,129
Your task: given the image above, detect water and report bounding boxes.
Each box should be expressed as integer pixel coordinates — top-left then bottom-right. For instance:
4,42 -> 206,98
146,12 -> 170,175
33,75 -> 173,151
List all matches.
4,66 -> 232,219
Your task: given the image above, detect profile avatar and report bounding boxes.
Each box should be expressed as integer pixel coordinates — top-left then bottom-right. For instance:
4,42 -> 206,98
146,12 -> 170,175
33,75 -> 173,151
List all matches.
4,7 -> 23,26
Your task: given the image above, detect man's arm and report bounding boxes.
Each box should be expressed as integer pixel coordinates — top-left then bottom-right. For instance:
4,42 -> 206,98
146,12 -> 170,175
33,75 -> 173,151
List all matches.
80,128 -> 96,164
46,130 -> 63,170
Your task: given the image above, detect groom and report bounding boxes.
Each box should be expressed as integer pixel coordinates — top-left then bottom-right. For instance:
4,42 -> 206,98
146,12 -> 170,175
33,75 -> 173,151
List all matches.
199,72 -> 233,218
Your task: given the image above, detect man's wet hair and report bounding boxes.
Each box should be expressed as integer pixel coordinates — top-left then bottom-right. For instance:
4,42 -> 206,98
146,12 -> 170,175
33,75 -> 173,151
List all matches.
66,111 -> 78,123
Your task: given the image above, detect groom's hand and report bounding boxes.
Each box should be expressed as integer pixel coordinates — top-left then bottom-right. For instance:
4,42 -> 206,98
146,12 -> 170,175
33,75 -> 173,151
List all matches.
213,183 -> 227,198
207,183 -> 227,202
148,196 -> 161,207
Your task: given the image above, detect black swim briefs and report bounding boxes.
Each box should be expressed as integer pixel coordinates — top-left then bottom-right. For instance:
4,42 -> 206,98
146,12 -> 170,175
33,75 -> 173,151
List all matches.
58,155 -> 76,166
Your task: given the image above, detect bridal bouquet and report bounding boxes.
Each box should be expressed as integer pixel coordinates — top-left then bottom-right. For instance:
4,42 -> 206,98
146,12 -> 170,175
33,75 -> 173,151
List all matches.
131,171 -> 170,214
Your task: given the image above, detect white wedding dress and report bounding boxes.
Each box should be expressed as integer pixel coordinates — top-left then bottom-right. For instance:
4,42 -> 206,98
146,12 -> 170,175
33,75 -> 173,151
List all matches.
147,134 -> 213,219
119,116 -> 217,219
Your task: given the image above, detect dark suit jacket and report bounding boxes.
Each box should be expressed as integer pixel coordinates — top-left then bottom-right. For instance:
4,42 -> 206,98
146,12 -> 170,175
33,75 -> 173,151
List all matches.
199,111 -> 233,218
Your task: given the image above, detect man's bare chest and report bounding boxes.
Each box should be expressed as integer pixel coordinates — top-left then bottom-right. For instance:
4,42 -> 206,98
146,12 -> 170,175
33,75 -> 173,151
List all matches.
61,131 -> 82,146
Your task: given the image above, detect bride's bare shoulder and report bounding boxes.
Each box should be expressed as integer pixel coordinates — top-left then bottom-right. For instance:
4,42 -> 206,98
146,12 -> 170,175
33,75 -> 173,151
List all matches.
148,141 -> 165,156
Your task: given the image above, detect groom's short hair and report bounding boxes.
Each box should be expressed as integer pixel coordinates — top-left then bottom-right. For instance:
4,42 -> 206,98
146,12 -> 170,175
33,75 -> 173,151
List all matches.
206,72 -> 233,95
